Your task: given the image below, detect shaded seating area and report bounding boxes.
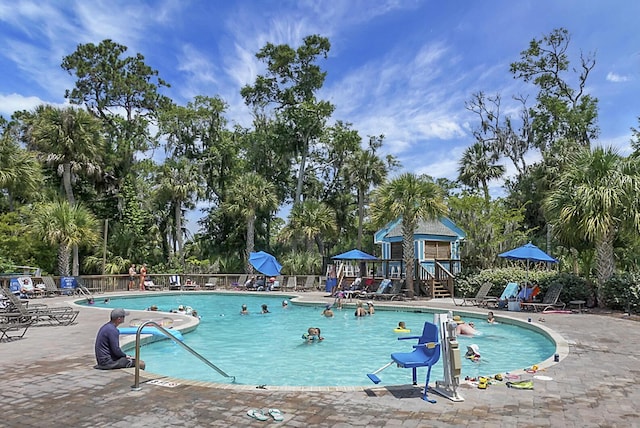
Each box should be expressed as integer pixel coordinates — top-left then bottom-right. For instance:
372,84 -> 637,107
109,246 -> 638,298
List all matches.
521,283 -> 565,312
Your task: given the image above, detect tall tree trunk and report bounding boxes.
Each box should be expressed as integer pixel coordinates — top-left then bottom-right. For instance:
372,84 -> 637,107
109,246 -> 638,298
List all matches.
246,214 -> 255,274
294,136 -> 309,204
357,187 -> 364,249
175,202 -> 184,265
595,227 -> 615,308
402,221 -> 415,299
58,245 -> 71,277
63,164 -> 80,276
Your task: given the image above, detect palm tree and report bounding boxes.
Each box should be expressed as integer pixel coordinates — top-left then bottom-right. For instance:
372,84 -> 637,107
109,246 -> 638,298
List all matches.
457,142 -> 505,207
156,157 -> 201,265
225,172 -> 278,273
344,141 -> 395,249
31,200 -> 100,276
0,129 -> 43,210
544,147 -> 640,306
370,173 -> 447,298
281,199 -> 337,254
30,106 -> 104,275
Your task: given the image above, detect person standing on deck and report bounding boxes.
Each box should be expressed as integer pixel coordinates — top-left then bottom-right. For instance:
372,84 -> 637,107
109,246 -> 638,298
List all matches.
128,264 -> 136,291
139,263 -> 147,291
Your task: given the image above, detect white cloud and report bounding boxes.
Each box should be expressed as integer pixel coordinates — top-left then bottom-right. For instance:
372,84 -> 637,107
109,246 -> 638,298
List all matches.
0,93 -> 65,116
606,72 -> 630,83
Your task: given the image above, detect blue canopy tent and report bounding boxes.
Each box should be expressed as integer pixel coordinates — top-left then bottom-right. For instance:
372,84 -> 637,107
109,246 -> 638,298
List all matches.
329,249 -> 379,292
499,242 -> 558,281
249,251 -> 282,277
331,249 -> 379,261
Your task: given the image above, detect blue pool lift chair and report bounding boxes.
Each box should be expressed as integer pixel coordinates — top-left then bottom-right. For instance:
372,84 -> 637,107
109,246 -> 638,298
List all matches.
367,321 -> 441,403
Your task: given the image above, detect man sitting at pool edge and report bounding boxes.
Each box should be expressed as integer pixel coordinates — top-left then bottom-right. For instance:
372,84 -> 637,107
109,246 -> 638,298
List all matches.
94,308 -> 146,370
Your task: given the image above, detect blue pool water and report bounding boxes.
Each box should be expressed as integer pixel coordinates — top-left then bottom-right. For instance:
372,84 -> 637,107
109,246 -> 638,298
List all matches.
85,294 -> 555,387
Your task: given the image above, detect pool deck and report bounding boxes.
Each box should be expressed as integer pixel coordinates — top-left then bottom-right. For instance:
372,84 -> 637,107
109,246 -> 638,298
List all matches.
2,290 -> 639,427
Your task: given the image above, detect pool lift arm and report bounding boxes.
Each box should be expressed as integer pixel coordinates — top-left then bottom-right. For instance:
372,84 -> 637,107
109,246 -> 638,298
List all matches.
432,312 -> 464,402
131,320 -> 235,391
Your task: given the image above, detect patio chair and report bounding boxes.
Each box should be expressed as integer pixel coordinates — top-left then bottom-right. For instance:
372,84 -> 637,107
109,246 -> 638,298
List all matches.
0,315 -> 33,341
232,275 -> 247,290
495,282 -> 519,309
16,276 -> 45,299
361,279 -> 393,299
374,279 -> 405,301
454,282 -> 495,307
182,278 -> 200,290
284,276 -> 296,291
299,275 -> 316,292
143,275 -> 163,291
37,276 -> 61,297
0,289 -> 79,326
168,275 -> 182,290
521,283 -> 565,312
204,277 -> 218,290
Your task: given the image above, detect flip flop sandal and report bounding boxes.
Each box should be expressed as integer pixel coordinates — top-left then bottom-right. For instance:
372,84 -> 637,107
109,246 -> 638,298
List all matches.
268,408 -> 285,421
247,409 -> 268,421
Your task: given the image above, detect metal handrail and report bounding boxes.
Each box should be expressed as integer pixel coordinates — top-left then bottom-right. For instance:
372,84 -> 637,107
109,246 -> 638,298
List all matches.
131,320 -> 235,390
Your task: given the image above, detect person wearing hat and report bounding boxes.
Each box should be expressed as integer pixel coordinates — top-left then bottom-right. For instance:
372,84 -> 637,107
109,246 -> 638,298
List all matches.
453,315 -> 477,336
366,301 -> 375,315
322,304 -> 334,317
94,308 -> 145,370
465,344 -> 481,361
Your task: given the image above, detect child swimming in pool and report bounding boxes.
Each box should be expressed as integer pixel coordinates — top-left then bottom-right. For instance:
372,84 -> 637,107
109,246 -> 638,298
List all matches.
487,311 -> 495,323
302,327 -> 324,342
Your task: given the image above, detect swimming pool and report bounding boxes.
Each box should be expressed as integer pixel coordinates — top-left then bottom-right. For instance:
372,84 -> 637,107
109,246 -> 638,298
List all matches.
86,294 -> 556,387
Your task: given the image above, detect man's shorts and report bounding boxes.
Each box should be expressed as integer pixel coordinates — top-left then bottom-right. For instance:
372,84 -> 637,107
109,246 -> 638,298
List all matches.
95,356 -> 137,370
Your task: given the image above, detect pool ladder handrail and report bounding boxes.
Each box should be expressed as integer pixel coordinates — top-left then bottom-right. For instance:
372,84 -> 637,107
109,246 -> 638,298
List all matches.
131,320 -> 235,390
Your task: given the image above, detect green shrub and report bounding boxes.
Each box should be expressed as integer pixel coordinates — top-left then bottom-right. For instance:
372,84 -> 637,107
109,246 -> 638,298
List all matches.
601,273 -> 640,313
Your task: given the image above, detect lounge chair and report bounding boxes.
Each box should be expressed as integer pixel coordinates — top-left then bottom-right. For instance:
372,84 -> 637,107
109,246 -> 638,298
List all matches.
495,282 -> 519,309
182,279 -> 200,290
37,276 -> 61,297
1,289 -> 79,326
15,277 -> 45,299
0,315 -> 33,341
367,321 -> 441,403
168,275 -> 182,290
374,280 -> 405,301
284,276 -> 296,291
144,276 -> 163,291
362,279 -> 392,299
232,275 -> 247,290
454,282 -> 494,307
204,277 -> 218,290
521,283 -> 565,312
299,275 -> 316,292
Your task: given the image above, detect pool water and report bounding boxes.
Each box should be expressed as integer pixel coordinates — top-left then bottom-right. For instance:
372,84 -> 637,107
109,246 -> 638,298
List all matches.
86,294 -> 555,387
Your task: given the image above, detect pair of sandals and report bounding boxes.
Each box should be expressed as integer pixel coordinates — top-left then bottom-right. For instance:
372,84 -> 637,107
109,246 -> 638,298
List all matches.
247,408 -> 284,421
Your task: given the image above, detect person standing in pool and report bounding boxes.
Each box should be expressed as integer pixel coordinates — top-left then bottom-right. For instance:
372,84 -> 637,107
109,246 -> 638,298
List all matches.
322,304 -> 334,317
261,304 -> 270,313
240,304 -> 249,315
95,308 -> 146,370
354,301 -> 367,317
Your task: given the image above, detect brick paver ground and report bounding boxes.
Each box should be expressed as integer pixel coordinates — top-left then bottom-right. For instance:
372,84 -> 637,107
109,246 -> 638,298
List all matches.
2,291 -> 639,427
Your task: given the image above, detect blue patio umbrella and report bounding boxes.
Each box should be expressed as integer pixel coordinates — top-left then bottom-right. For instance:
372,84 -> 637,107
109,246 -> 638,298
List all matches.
499,242 -> 558,281
249,251 -> 283,277
331,249 -> 379,260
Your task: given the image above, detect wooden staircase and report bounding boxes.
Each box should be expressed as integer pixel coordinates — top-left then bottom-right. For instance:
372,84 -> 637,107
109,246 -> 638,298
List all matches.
418,261 -> 456,299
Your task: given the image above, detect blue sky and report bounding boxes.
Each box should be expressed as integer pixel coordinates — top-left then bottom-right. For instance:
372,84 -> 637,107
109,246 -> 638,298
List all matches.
1,0 -> 639,213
